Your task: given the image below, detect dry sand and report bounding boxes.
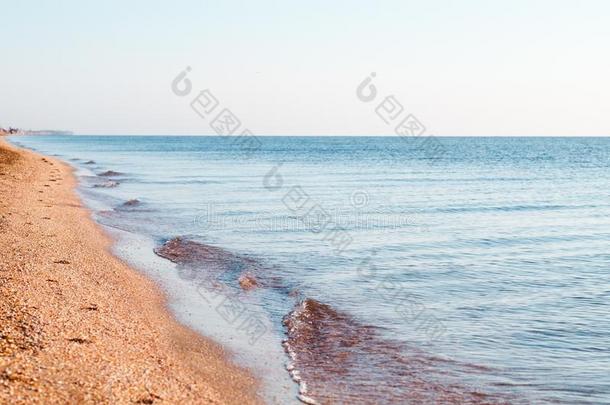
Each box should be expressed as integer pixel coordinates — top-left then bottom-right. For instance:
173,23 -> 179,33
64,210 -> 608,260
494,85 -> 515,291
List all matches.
0,137 -> 262,404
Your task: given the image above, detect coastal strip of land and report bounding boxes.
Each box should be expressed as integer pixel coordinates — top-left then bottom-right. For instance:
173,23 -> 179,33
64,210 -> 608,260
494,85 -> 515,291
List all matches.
0,137 -> 261,404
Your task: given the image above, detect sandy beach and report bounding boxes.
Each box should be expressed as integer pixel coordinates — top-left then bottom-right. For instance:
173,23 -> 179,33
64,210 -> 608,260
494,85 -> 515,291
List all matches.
0,136 -> 261,404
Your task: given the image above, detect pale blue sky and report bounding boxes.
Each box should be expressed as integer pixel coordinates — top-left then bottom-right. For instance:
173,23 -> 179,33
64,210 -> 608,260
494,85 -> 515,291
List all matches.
1,0 -> 609,135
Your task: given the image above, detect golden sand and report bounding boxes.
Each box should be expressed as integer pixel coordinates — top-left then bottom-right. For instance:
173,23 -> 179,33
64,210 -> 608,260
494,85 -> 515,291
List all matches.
0,137 -> 262,404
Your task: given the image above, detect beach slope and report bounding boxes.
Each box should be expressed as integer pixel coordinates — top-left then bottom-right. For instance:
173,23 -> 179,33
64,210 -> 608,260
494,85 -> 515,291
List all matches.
0,137 -> 260,404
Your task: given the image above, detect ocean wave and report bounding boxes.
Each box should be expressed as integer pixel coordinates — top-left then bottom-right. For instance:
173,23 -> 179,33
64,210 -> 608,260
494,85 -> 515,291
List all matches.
98,170 -> 124,177
282,298 -> 513,404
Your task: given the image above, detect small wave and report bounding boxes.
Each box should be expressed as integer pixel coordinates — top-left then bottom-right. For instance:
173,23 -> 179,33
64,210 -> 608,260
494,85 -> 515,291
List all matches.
435,204 -> 567,214
120,199 -> 141,208
154,237 -> 265,290
155,237 -> 251,268
283,298 -> 512,404
135,179 -> 222,185
93,180 -> 119,188
84,160 -> 96,165
112,199 -> 156,213
98,170 -> 124,177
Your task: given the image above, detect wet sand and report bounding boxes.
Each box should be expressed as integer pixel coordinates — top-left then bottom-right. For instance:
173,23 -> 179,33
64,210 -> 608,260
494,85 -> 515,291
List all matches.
0,137 -> 262,404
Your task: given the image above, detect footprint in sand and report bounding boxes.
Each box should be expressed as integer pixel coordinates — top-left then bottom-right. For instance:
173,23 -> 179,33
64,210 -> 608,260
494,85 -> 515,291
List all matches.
67,338 -> 91,344
136,393 -> 162,404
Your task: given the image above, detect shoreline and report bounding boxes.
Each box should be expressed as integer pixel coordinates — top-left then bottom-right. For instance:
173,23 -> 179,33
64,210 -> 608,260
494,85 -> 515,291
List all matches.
0,137 -> 262,403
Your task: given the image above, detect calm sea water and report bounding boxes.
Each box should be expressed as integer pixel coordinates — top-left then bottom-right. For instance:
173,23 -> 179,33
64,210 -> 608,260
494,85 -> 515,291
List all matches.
10,135 -> 610,404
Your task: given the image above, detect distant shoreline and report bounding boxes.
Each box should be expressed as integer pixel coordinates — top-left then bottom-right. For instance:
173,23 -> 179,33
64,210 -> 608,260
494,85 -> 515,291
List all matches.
1,130 -> 73,136
22,130 -> 74,136
0,127 -> 74,136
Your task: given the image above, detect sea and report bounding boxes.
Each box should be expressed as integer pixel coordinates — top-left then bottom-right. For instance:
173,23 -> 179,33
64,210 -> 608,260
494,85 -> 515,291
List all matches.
9,135 -> 610,404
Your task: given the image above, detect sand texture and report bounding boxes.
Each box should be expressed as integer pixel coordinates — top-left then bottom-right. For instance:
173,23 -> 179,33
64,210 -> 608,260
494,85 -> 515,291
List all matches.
0,137 -> 262,404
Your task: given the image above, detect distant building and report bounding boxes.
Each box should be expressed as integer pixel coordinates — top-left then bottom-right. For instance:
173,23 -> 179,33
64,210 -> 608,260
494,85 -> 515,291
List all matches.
0,127 -> 72,136
0,127 -> 21,135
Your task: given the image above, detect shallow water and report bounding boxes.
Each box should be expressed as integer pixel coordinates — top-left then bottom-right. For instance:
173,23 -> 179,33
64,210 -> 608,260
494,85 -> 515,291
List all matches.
10,135 -> 610,404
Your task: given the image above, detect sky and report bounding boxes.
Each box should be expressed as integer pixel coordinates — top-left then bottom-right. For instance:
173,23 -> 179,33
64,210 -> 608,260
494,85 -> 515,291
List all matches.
1,0 -> 609,136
